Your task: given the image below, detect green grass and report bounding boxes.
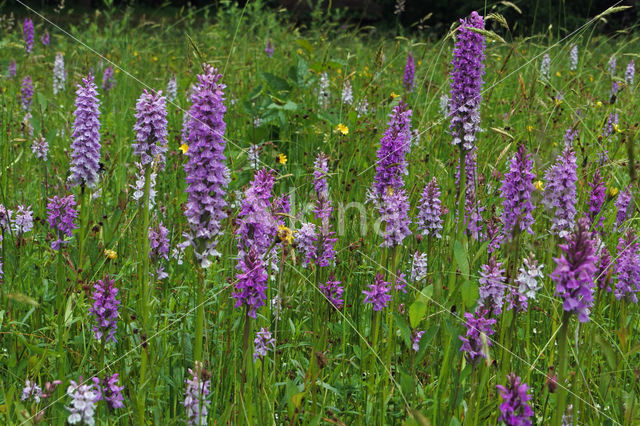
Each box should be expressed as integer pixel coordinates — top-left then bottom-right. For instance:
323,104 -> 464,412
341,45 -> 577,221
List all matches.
0,1 -> 639,425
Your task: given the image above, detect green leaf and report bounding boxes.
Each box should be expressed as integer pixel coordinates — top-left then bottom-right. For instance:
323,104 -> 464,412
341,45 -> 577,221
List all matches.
460,280 -> 478,307
295,38 -> 314,53
417,285 -> 433,303
260,72 -> 291,92
394,313 -> 412,348
453,240 -> 469,278
409,300 -> 427,328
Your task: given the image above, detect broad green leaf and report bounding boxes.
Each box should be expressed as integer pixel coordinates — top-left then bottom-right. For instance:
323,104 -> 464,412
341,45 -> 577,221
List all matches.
453,240 -> 469,278
460,280 -> 478,307
260,72 -> 291,92
409,300 -> 427,328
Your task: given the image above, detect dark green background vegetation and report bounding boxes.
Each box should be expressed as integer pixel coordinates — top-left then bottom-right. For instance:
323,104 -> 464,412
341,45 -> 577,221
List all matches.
5,0 -> 640,35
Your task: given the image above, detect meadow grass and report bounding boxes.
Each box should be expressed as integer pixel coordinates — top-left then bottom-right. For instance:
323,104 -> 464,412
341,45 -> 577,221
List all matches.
1,1 -> 639,424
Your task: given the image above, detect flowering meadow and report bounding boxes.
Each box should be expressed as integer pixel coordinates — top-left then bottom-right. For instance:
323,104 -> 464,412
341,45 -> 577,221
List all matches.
1,2 -> 640,425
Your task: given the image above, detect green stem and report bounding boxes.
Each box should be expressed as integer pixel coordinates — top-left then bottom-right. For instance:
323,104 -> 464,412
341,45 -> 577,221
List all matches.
553,311 -> 571,426
77,185 -> 89,284
194,268 -> 205,362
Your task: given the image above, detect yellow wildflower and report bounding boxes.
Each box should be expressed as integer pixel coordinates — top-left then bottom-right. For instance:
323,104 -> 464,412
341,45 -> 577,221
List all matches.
554,98 -> 563,107
179,144 -> 189,154
555,71 -> 561,77
277,153 -> 288,165
335,123 -> 349,135
589,76 -> 594,82
152,56 -> 158,62
613,123 -> 622,133
533,180 -> 544,191
609,187 -> 619,197
526,125 -> 533,132
296,48 -> 303,55
104,249 -> 118,260
596,101 -> 603,108
133,51 -> 138,57
390,92 -> 400,99
418,61 -> 422,66
278,225 -> 294,245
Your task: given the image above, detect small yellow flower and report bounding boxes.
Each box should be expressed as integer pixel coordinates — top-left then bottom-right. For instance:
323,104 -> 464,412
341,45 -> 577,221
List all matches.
152,56 -> 158,62
335,123 -> 349,135
609,187 -> 619,197
613,123 -> 622,133
417,61 -> 422,66
554,98 -> 563,107
555,71 -> 561,77
296,48 -> 303,55
533,180 -> 544,191
133,51 -> 138,57
115,69 -> 120,74
277,153 -> 288,165
390,92 -> 400,99
106,53 -> 111,59
278,225 -> 294,245
526,125 -> 534,132
596,101 -> 603,108
104,249 -> 118,260
553,142 -> 558,147
337,69 -> 342,74
179,144 -> 189,154
589,76 -> 594,82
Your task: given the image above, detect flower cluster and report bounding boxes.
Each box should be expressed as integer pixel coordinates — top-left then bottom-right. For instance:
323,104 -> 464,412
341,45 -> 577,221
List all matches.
363,273 -> 392,311
89,276 -> 121,343
516,256 -> 544,300
184,362 -> 210,426
615,230 -> 640,303
66,379 -> 97,425
253,327 -> 276,360
416,177 -> 444,238
588,171 -> 606,229
53,53 -> 67,95
21,76 -> 33,111
149,221 -> 170,280
14,205 -> 34,235
540,53 -> 551,80
319,276 -> 344,309
403,52 -> 415,92
569,45 -> 578,71
69,74 -> 101,188
496,373 -> 534,426
552,218 -> 597,322
47,195 -> 78,250
8,59 -> 16,79
411,251 -> 428,282
477,258 -> 507,316
232,248 -> 269,318
626,60 -> 635,86
166,75 -> 177,102
615,186 -> 633,229
371,101 -> 412,200
264,40 -> 274,58
102,66 -> 115,91
23,18 -> 34,53
133,89 -> 168,167
341,80 -> 353,105
92,374 -> 124,410
501,145 -> 535,237
183,65 -> 230,266
543,148 -> 577,238
449,11 -> 486,151
459,309 -> 496,363
379,189 -> 412,247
